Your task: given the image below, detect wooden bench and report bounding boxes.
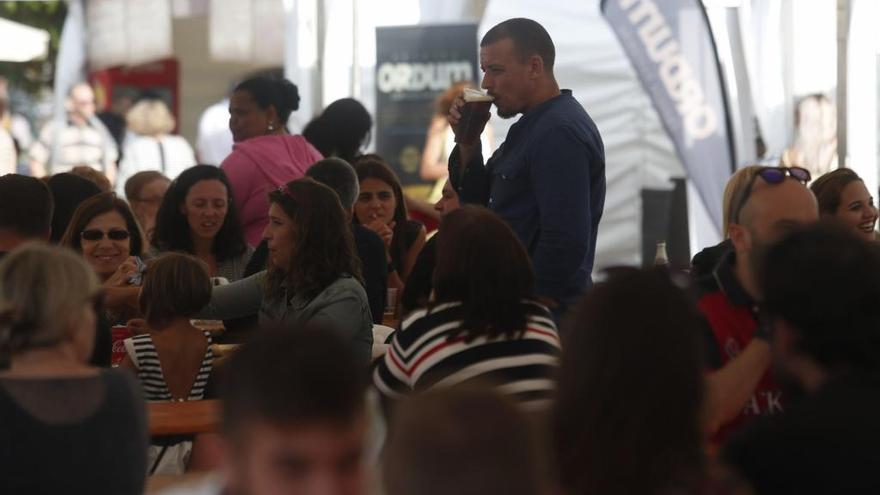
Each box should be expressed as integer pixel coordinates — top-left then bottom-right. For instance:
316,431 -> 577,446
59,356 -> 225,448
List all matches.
148,399 -> 221,437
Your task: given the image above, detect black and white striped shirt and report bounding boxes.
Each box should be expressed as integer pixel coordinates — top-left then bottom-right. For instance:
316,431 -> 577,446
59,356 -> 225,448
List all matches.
124,332 -> 214,402
373,300 -> 561,411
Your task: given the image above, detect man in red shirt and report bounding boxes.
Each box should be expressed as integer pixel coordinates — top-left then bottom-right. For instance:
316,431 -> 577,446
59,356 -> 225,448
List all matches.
697,167 -> 817,441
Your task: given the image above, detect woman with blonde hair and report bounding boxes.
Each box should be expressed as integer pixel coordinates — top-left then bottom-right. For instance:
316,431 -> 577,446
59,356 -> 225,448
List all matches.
0,243 -> 147,493
115,97 -> 196,195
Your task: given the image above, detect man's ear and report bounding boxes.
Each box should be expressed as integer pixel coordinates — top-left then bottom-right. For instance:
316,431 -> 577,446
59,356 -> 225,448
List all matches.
728,223 -> 749,253
528,54 -> 545,79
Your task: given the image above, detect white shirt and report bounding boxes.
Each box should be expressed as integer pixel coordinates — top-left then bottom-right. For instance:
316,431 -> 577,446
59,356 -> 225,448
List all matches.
115,133 -> 197,196
196,99 -> 233,166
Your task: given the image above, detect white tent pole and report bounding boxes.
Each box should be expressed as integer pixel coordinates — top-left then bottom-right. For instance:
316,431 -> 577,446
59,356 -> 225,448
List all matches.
836,0 -> 849,168
351,0 -> 360,98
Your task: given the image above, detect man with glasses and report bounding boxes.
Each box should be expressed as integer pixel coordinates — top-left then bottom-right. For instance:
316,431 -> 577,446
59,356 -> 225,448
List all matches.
697,167 -> 818,442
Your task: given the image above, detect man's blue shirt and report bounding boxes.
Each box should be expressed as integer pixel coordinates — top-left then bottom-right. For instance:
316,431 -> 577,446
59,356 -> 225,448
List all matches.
450,90 -> 606,302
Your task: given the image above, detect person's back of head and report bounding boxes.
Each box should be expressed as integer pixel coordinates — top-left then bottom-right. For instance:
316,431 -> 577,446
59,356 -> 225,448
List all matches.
46,173 -> 102,243
305,157 -> 359,211
554,267 -> 705,495
139,253 -> 212,329
0,174 -> 54,248
126,98 -> 175,137
0,242 -> 100,360
70,165 -> 112,192
220,328 -> 368,495
434,205 -> 534,340
481,18 -> 556,74
761,222 -> 880,379
383,387 -> 543,495
302,99 -> 371,163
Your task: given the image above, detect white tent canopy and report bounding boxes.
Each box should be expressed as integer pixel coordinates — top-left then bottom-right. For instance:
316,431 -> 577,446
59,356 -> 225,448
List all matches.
0,17 -> 49,62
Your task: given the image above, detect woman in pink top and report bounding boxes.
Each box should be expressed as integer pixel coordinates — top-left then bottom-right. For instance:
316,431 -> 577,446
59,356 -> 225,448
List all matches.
221,77 -> 323,246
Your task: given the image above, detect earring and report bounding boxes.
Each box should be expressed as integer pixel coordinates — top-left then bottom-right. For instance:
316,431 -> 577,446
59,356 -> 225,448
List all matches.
267,122 -> 275,132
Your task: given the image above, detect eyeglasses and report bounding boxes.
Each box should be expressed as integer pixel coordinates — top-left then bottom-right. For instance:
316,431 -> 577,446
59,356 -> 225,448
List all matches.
730,167 -> 812,224
80,229 -> 130,241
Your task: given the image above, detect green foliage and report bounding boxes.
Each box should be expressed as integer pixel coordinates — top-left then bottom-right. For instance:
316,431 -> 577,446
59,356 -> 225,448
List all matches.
0,1 -> 68,95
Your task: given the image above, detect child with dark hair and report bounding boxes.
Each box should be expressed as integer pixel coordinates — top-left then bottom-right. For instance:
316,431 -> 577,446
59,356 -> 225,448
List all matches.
162,328 -> 369,494
120,252 -> 215,474
554,267 -> 706,495
120,252 -> 214,402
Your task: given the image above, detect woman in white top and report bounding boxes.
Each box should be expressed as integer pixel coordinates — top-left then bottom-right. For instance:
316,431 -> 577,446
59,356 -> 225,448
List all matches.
115,98 -> 196,195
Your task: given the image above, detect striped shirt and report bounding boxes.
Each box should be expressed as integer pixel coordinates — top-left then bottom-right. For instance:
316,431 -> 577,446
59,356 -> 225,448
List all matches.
124,332 -> 214,402
373,300 -> 561,411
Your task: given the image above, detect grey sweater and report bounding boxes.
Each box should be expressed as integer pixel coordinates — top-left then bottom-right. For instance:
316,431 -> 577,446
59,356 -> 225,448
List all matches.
200,271 -> 373,364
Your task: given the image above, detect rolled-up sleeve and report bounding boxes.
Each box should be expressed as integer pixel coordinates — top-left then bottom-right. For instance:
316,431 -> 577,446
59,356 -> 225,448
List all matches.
448,143 -> 490,206
198,271 -> 265,320
529,127 -> 594,300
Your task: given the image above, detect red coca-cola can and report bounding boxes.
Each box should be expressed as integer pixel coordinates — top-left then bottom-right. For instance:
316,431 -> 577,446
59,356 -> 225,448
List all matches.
111,325 -> 132,367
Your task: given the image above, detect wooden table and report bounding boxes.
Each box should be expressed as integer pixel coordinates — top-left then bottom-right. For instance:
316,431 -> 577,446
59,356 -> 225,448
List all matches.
382,313 -> 399,329
148,400 -> 221,437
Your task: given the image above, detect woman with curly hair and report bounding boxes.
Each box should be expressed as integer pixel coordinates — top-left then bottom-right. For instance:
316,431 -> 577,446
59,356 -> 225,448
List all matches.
151,165 -> 252,281
196,178 -> 372,364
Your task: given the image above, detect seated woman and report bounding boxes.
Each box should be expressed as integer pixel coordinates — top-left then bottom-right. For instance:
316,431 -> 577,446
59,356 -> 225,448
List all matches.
60,191 -> 146,324
120,253 -> 214,474
810,168 -> 878,241
124,170 -> 171,249
373,206 -> 560,412
0,243 -> 147,494
198,178 -> 373,364
353,155 -> 426,290
152,165 -> 253,282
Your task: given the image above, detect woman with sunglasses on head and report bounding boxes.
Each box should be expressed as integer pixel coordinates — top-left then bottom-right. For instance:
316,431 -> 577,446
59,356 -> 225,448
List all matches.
61,192 -> 146,325
810,168 -> 879,241
221,77 -> 323,247
0,243 -> 147,494
353,155 -> 427,291
152,165 -> 253,282
196,178 -> 372,364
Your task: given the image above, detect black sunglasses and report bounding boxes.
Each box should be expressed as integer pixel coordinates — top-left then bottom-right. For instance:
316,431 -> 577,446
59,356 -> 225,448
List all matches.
80,229 -> 130,241
730,167 -> 812,224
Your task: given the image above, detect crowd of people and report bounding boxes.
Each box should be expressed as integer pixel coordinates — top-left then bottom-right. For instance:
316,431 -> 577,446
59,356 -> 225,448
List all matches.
1,15 -> 879,495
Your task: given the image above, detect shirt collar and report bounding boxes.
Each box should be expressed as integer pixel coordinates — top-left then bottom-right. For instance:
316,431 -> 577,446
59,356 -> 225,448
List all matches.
517,89 -> 572,124
712,249 -> 755,308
